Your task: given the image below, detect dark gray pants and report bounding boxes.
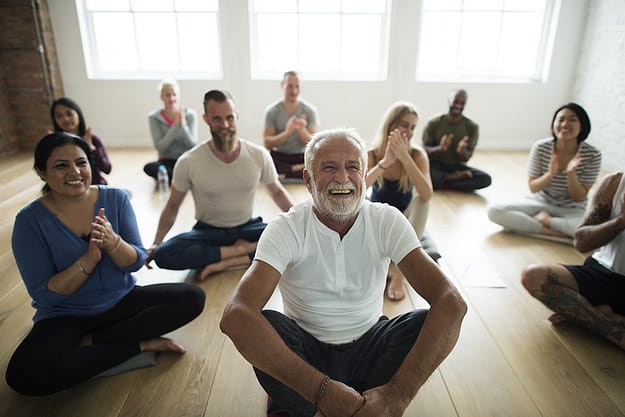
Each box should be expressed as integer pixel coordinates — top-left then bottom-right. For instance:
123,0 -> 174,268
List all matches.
255,308 -> 428,416
430,160 -> 491,191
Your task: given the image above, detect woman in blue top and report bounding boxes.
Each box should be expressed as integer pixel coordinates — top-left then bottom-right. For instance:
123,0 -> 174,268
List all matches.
6,132 -> 205,396
366,102 -> 433,301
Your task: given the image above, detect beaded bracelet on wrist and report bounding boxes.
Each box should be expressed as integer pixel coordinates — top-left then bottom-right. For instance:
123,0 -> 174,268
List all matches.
314,374 -> 330,408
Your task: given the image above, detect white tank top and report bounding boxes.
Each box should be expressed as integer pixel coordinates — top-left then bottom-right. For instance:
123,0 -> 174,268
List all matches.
593,173 -> 625,275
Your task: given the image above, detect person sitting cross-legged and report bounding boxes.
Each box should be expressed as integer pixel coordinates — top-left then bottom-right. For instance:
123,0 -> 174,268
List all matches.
221,128 -> 466,417
6,132 -> 205,396
146,90 -> 293,280
422,89 -> 491,191
521,171 -> 625,351
366,101 -> 433,302
263,70 -> 319,181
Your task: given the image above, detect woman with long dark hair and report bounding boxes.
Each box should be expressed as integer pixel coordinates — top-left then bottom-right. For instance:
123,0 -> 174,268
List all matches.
50,97 -> 111,185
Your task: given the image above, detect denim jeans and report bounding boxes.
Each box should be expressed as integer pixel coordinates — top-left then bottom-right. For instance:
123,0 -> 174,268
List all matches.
154,217 -> 266,270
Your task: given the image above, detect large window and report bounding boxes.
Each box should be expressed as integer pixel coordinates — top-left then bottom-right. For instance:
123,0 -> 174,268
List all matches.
77,0 -> 221,79
249,0 -> 391,80
416,0 -> 559,82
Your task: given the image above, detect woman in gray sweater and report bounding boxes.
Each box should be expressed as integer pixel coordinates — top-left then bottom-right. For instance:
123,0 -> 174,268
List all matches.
143,79 -> 198,183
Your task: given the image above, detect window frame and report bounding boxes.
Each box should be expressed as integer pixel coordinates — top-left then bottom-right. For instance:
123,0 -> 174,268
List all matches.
75,0 -> 223,80
415,0 -> 560,83
248,0 -> 392,81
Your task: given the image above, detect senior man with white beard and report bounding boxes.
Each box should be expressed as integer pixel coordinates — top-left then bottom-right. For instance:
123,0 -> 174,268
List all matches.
221,128 -> 466,417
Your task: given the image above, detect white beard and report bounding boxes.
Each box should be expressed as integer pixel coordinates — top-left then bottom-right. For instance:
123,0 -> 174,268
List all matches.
310,179 -> 365,223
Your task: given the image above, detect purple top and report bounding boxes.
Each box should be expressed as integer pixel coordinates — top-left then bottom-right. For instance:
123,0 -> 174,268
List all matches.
90,133 -> 112,185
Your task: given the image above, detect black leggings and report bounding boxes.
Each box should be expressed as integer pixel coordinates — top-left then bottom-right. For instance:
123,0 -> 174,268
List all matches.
5,283 -> 205,396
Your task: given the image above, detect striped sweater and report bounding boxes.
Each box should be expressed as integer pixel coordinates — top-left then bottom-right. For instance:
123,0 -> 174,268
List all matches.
527,137 -> 601,208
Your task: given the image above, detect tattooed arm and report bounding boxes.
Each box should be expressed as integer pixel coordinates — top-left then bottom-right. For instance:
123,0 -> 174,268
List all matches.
574,172 -> 625,253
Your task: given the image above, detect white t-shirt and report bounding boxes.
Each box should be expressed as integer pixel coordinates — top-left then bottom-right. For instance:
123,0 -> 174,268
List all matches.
173,139 -> 278,227
255,199 -> 420,344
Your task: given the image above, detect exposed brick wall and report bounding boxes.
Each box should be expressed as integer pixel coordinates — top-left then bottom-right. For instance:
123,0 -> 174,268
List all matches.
0,0 -> 63,158
573,0 -> 625,172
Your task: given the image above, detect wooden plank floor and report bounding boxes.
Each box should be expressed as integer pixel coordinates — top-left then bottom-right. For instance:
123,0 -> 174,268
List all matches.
0,148 -> 623,417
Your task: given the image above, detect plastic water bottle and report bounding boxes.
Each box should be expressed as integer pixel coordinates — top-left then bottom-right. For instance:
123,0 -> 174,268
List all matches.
157,165 -> 170,200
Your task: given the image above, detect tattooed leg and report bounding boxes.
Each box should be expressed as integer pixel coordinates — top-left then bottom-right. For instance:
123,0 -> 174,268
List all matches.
596,305 -> 625,325
537,268 -> 625,350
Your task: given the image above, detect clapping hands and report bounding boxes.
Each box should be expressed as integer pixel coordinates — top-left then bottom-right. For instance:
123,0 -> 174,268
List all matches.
174,107 -> 185,126
456,136 -> 470,155
286,115 -> 308,133
91,208 -> 119,253
386,128 -> 410,164
440,134 -> 453,151
566,155 -> 582,173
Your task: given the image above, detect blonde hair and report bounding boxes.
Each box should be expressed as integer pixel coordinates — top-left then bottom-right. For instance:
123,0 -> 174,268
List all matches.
372,101 -> 419,193
158,79 -> 179,95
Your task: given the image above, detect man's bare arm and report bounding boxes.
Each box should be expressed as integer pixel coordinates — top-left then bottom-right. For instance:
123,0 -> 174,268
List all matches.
145,186 -> 186,267
266,181 -> 294,212
372,248 -> 466,413
264,116 -> 298,149
574,172 -> 625,253
220,261 -> 364,416
295,122 -> 316,146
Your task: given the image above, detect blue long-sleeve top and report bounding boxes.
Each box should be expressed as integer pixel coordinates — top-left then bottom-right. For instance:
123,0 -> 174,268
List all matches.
11,187 -> 147,322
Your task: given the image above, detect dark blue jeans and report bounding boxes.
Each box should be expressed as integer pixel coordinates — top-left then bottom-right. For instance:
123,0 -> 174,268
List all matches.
255,309 -> 428,416
154,217 -> 266,270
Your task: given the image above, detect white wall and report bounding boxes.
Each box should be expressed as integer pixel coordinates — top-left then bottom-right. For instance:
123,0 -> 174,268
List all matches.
49,0 -> 588,151
572,0 -> 625,172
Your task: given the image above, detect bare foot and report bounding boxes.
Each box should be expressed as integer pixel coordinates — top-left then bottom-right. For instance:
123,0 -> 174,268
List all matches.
291,163 -> 305,172
548,313 -> 567,324
447,170 -> 473,181
595,306 -> 625,350
460,169 -> 473,179
386,264 -> 406,301
198,260 -> 230,280
534,210 -> 552,227
233,239 -> 257,255
140,337 -> 186,353
596,305 -> 625,325
197,255 -> 252,280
